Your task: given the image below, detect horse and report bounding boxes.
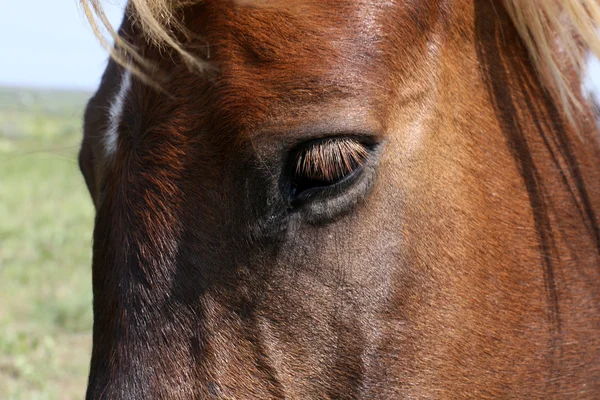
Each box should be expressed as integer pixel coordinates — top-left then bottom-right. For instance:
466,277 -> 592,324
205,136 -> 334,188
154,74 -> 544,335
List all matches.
78,0 -> 600,398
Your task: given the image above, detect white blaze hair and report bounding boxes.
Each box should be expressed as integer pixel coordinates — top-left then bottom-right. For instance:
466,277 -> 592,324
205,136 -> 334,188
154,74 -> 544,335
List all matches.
104,68 -> 132,157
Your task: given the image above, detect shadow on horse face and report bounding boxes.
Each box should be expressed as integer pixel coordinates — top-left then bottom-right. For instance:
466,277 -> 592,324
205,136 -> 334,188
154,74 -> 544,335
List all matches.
79,0 -> 600,398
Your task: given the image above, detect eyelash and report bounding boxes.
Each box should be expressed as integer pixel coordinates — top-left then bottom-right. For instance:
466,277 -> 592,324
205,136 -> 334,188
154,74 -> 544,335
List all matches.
288,137 -> 370,200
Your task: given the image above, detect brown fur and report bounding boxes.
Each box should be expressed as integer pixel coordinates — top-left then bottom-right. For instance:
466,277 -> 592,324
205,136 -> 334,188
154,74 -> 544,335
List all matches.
81,0 -> 600,122
80,1 -> 600,398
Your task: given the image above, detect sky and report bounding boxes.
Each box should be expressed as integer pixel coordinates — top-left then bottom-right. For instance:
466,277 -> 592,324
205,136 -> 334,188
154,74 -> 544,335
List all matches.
0,1 -> 125,90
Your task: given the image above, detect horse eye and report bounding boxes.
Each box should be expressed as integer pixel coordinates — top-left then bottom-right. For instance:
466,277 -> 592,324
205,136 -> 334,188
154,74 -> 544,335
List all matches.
289,137 -> 369,198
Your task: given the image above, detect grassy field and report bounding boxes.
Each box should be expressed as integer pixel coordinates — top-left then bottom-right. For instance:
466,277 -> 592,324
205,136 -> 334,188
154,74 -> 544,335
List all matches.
0,87 -> 95,399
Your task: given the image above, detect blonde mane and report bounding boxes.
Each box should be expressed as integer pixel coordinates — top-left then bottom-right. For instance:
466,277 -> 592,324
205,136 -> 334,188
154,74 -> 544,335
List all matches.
503,0 -> 600,124
81,0 -> 600,121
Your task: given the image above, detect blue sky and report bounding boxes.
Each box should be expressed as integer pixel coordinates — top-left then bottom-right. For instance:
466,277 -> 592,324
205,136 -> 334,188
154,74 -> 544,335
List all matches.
1,1 -> 124,90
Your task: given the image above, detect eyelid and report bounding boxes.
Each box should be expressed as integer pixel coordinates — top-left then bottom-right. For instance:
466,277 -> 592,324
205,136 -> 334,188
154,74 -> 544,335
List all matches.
294,138 -> 369,184
284,136 -> 377,206
278,135 -> 383,222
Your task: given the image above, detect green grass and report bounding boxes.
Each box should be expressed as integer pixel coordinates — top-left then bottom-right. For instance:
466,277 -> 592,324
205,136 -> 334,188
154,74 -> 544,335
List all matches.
0,87 -> 95,399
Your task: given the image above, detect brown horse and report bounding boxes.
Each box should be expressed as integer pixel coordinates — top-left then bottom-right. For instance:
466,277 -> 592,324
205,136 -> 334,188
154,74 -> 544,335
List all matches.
78,0 -> 600,398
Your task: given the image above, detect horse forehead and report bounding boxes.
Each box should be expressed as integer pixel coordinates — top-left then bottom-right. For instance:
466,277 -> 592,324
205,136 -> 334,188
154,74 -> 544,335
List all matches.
185,0 -> 418,133
197,0 -> 397,66
227,0 -> 390,23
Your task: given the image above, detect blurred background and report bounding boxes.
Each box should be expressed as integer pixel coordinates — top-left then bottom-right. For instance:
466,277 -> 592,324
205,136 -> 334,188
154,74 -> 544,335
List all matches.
1,1 -> 123,398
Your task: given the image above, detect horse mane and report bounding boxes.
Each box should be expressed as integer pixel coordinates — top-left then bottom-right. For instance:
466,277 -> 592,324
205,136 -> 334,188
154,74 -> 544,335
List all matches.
80,0 -> 600,121
503,0 -> 600,124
